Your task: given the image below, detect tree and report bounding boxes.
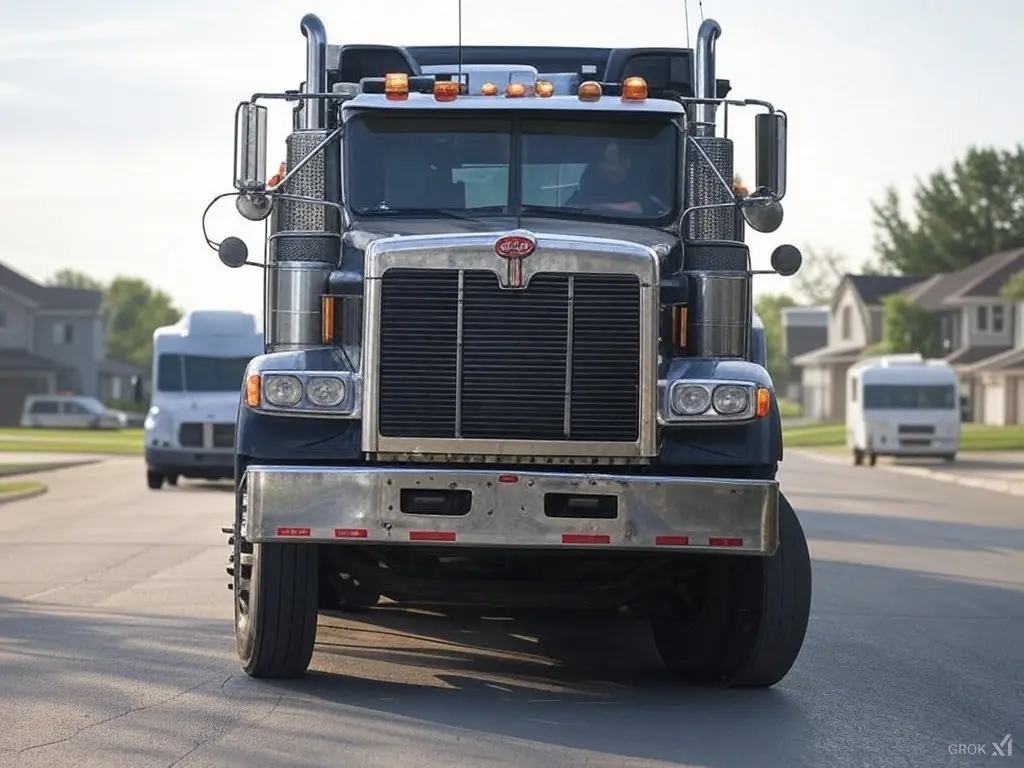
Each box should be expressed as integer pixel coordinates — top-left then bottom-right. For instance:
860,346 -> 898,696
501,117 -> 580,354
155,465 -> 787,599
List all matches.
49,270 -> 181,369
50,269 -> 104,292
755,292 -> 798,393
870,145 -> 1024,277
1001,270 -> 1024,301
792,247 -> 848,305
879,294 -> 942,357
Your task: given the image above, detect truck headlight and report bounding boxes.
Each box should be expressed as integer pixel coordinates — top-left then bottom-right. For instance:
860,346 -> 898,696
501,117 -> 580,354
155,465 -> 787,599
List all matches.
245,370 -> 360,418
306,376 -> 346,407
671,383 -> 712,415
662,379 -> 768,424
263,375 -> 302,407
712,385 -> 750,415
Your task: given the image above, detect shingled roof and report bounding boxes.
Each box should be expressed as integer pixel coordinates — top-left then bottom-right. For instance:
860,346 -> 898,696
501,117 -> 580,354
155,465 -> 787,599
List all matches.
0,262 -> 103,312
901,248 -> 1024,310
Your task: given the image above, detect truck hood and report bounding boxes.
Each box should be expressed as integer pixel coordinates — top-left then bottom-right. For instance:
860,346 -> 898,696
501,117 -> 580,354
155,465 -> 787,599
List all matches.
344,215 -> 678,252
153,392 -> 241,422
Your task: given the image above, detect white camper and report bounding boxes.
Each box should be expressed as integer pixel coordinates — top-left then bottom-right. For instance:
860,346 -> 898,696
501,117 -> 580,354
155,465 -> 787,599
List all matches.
846,354 -> 960,466
144,310 -> 263,489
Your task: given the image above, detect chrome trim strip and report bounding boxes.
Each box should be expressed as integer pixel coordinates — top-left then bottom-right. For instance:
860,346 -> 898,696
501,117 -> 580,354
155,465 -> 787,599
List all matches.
361,231 -> 660,457
245,465 -> 779,555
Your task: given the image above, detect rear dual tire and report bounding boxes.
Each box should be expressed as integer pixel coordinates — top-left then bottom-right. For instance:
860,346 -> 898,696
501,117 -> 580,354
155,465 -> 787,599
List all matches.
650,492 -> 812,688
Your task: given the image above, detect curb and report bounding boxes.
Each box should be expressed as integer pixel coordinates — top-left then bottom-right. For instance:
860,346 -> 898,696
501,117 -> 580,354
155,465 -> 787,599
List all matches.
788,449 -> 1024,498
0,484 -> 48,506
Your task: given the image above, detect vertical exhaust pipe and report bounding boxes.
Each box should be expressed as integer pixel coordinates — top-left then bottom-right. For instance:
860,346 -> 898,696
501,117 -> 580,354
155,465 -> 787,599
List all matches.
300,13 -> 327,130
693,19 -> 721,137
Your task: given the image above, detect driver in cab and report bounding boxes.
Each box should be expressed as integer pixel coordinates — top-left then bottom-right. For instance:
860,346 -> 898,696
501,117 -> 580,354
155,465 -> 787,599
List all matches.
565,141 -> 666,216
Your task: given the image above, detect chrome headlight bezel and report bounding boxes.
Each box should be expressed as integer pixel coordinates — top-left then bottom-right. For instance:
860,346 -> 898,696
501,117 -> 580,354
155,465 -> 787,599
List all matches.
254,371 -> 361,418
659,379 -> 764,424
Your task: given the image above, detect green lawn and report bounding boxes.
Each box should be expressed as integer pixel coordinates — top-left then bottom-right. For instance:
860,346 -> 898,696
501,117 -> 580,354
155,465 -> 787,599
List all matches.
783,422 -> 1024,451
0,428 -> 143,456
777,398 -> 802,418
0,479 -> 46,499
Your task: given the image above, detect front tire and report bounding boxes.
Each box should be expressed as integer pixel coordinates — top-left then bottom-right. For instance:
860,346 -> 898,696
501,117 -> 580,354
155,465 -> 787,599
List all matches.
650,492 -> 812,688
147,470 -> 164,490
233,468 -> 319,679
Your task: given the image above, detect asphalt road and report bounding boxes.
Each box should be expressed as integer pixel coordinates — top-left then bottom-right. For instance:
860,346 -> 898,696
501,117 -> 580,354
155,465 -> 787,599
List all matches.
0,455 -> 1020,768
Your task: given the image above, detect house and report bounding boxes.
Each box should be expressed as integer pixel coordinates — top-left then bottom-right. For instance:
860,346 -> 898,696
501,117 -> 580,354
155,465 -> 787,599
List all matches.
900,248 -> 1024,425
780,306 -> 828,403
790,274 -> 922,420
0,262 -> 146,425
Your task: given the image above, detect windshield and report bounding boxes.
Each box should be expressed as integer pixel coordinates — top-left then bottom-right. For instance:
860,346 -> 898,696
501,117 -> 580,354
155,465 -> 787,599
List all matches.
863,384 -> 957,410
345,113 -> 678,222
156,354 -> 252,394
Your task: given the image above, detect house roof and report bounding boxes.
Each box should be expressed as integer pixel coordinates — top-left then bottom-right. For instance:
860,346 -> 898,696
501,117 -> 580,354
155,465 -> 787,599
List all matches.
791,344 -> 865,367
0,348 -> 73,372
945,344 -> 1010,367
0,262 -> 103,312
901,248 -> 1024,310
846,274 -> 923,307
964,346 -> 1024,374
98,359 -> 144,377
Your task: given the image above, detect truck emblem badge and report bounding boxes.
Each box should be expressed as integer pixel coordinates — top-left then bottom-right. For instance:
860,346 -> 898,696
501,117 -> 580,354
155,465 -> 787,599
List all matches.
494,232 -> 536,289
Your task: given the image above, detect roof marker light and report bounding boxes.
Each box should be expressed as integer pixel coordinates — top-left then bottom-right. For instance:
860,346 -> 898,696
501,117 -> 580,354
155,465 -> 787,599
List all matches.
434,80 -> 460,102
481,82 -> 499,96
384,72 -> 409,100
578,81 -> 602,102
535,79 -> 555,97
622,76 -> 648,101
505,82 -> 527,98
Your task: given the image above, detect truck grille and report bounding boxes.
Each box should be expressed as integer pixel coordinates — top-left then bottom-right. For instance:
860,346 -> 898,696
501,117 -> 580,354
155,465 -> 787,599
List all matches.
178,423 -> 204,448
177,422 -> 235,449
378,268 -> 641,442
213,423 -> 236,449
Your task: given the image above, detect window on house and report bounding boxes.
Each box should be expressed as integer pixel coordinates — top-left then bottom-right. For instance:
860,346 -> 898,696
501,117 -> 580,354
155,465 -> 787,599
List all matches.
53,322 -> 74,345
992,305 -> 1005,333
841,306 -> 852,340
976,306 -> 989,332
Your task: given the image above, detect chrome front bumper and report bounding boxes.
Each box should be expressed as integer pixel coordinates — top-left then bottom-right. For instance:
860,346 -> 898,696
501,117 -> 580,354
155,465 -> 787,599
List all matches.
245,466 -> 779,555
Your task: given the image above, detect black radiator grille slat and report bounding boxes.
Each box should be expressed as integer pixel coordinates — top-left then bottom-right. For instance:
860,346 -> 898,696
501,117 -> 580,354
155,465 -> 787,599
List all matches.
570,274 -> 641,440
377,268 -> 641,442
378,269 -> 459,437
461,272 -> 569,440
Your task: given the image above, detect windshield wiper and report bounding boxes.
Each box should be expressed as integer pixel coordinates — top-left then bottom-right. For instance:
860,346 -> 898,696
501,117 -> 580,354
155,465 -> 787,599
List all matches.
353,206 -> 509,222
520,204 -> 642,223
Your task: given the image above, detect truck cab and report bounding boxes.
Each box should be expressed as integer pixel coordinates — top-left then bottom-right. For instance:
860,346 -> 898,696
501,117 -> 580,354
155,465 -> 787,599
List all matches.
208,15 -> 811,688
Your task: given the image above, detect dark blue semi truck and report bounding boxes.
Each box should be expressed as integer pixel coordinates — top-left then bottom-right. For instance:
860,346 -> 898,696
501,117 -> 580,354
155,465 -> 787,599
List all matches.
208,13 -> 811,687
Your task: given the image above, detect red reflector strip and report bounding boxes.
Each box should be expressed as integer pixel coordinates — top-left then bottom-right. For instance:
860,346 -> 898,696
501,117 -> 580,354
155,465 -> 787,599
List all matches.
655,535 -> 690,546
276,527 -> 311,537
497,474 -> 519,484
562,533 -> 611,544
334,528 -> 368,539
709,537 -> 743,547
409,531 -> 456,542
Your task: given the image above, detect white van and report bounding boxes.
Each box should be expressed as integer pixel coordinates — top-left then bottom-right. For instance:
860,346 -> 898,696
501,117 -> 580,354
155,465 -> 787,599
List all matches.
21,394 -> 128,430
846,354 -> 961,466
144,310 -> 263,489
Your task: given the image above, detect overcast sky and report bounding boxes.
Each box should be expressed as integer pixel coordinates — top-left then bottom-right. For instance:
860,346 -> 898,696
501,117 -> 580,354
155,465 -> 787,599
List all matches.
1,0 -> 1021,318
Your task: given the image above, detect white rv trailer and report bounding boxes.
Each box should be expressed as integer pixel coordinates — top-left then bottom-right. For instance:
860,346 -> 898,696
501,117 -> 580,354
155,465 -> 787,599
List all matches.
144,310 -> 263,489
845,354 -> 960,466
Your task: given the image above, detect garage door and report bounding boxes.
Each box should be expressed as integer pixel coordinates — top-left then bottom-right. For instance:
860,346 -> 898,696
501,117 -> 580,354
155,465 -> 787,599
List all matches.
0,376 -> 47,426
983,381 -> 1005,426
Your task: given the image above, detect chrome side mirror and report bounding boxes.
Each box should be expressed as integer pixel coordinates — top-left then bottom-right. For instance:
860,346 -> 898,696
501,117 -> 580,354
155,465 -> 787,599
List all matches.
741,199 -> 784,233
754,112 -> 787,200
233,103 -> 268,193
